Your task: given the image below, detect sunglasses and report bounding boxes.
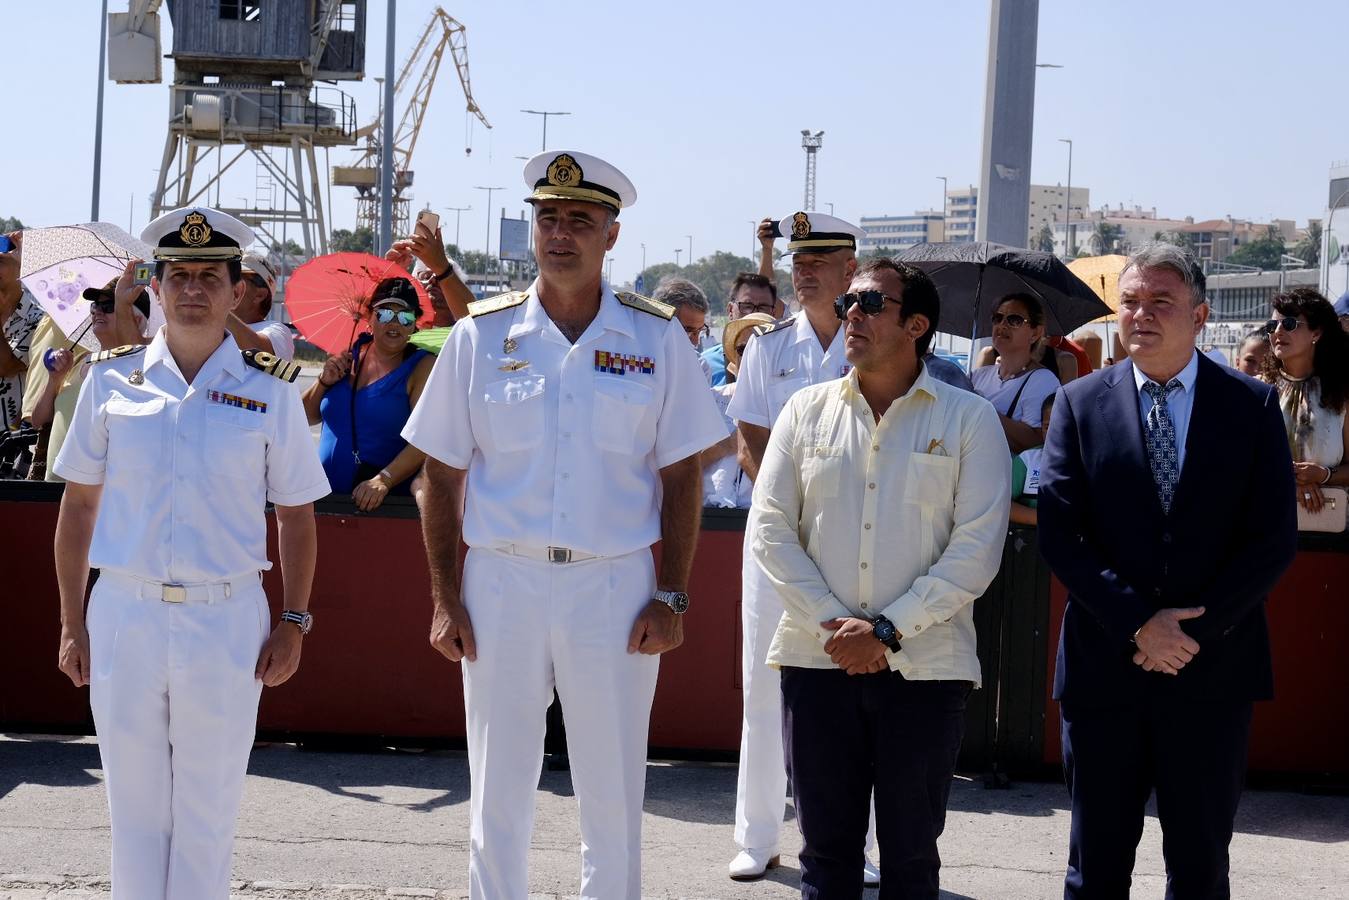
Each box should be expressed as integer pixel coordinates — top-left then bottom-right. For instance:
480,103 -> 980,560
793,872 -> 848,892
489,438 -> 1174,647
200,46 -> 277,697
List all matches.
834,291 -> 900,320
89,298 -> 116,314
244,273 -> 269,290
375,308 -> 416,327
1263,317 -> 1304,335
990,312 -> 1029,328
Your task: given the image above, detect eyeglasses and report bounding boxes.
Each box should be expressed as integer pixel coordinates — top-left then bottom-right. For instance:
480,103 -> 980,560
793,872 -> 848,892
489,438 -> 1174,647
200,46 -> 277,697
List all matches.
733,301 -> 776,316
1263,317 -> 1304,335
244,273 -> 269,290
89,298 -> 116,314
375,308 -> 417,327
990,312 -> 1029,328
834,291 -> 900,320
683,323 -> 712,340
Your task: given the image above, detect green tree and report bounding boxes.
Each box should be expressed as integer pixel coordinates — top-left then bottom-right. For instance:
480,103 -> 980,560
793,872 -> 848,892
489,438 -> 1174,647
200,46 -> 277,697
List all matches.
641,250 -> 793,309
330,227 -> 374,254
1088,222 -> 1124,256
1034,224 -> 1055,254
271,238 -> 304,257
1154,230 -> 1195,253
1293,221 -> 1321,267
0,216 -> 24,233
1226,226 -> 1286,270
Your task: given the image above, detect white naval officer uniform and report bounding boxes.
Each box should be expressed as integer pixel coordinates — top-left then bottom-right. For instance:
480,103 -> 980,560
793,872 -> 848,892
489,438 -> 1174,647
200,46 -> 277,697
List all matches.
403,279 -> 728,899
53,331 -> 330,900
724,312 -> 852,855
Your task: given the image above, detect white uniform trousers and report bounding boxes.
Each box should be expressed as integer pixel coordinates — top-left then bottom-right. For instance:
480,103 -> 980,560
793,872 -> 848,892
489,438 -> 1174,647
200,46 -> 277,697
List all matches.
734,530 -> 878,858
462,546 -> 660,900
88,571 -> 268,900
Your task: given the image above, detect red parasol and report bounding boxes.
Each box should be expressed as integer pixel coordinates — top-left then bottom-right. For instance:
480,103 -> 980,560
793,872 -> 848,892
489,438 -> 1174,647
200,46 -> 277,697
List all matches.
285,252 -> 434,355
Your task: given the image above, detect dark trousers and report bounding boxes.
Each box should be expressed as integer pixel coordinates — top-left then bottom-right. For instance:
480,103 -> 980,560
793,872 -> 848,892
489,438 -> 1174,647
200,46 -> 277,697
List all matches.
1061,699 -> 1253,900
781,666 -> 969,900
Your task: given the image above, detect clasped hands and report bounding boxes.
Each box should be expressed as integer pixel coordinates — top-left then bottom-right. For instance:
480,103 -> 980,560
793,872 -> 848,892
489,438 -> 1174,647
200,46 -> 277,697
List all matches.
822,617 -> 890,675
1131,606 -> 1205,676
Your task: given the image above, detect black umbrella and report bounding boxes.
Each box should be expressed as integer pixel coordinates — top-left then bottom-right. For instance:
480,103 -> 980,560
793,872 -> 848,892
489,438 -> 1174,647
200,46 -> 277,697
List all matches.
895,242 -> 1112,340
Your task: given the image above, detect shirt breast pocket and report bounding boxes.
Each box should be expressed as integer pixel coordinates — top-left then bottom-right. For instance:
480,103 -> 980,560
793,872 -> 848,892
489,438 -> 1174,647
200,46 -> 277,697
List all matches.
905,453 -> 958,508
482,374 -> 546,454
104,396 -> 166,471
592,375 -> 654,455
205,404 -> 267,479
800,445 -> 844,498
769,377 -> 809,421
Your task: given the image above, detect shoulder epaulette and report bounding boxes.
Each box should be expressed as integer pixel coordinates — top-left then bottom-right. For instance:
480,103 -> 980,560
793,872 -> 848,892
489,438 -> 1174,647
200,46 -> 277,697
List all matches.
469,290 -> 528,318
242,349 -> 301,383
758,315 -> 796,337
616,291 -> 675,320
89,344 -> 145,364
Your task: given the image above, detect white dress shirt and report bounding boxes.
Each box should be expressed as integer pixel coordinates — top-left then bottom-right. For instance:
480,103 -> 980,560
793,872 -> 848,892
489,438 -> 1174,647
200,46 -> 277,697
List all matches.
726,312 -> 850,429
53,330 -> 331,583
753,365 -> 1011,684
402,280 -> 728,557
1132,351 -> 1199,470
251,320 -> 295,360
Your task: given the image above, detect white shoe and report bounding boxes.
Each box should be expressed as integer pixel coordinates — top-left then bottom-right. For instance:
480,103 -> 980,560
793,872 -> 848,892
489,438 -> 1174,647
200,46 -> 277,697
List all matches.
729,847 -> 782,881
863,856 -> 881,887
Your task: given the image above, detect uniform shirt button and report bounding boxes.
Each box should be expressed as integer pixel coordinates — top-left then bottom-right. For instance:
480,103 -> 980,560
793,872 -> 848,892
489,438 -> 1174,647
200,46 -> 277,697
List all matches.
872,445 -> 880,452
913,624 -> 922,632
868,482 -> 876,490
864,523 -> 872,530
860,562 -> 868,570
1162,532 -> 1173,544
860,602 -> 869,609
561,472 -> 570,480
565,393 -> 574,402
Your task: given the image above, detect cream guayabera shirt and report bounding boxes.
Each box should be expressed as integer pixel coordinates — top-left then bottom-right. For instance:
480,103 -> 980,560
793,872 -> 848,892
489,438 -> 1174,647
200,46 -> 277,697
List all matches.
752,365 -> 1011,685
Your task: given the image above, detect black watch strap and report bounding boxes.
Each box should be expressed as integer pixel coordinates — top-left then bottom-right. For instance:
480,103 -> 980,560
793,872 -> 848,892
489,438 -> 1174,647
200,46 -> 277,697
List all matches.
435,264 -> 456,282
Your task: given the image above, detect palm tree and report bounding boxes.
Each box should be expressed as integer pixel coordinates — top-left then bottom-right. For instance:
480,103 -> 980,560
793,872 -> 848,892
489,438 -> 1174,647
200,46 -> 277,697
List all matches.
1034,223 -> 1055,254
1089,222 -> 1123,256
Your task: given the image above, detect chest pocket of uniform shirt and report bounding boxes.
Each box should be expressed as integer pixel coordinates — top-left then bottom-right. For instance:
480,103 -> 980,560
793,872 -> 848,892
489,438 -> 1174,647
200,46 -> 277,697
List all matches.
205,404 -> 267,479
592,376 -> 654,455
800,446 -> 844,498
905,453 -> 958,508
104,396 -> 166,471
483,374 -> 546,453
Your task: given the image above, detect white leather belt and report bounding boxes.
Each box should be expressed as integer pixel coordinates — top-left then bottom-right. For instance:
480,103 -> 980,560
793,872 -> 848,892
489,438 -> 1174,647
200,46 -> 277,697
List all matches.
500,545 -> 600,564
100,571 -> 259,604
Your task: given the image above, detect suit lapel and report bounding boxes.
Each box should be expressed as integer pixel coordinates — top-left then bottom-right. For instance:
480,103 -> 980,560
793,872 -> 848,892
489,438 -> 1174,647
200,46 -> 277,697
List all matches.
1097,361 -> 1164,517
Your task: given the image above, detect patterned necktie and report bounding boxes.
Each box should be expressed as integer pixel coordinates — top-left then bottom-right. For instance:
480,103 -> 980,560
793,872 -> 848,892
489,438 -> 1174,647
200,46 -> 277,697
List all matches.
1142,380 -> 1183,514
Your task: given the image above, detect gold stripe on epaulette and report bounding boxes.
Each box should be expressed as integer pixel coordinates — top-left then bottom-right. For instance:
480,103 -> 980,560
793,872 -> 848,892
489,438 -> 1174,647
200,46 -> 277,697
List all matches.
616,291 -> 675,320
242,349 -> 301,383
89,344 -> 146,363
469,290 -> 528,318
759,315 -> 796,336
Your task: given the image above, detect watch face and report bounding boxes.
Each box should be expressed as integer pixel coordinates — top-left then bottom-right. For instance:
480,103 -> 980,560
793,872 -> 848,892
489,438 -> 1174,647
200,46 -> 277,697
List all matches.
874,620 -> 895,642
671,593 -> 689,614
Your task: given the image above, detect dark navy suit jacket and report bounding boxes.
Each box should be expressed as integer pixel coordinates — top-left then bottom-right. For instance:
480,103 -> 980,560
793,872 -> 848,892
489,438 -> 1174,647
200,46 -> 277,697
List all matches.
1038,355 -> 1297,706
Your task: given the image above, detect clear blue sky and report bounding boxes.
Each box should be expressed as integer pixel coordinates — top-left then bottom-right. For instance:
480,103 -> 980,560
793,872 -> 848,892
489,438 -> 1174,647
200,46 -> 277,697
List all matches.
4,0 -> 1346,284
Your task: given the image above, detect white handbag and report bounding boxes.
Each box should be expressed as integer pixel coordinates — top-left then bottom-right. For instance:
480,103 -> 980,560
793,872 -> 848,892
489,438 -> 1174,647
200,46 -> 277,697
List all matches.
1297,486 -> 1347,533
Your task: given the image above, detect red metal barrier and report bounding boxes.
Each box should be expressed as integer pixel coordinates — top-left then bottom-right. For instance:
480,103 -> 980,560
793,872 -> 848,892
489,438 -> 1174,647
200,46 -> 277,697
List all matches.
1043,552 -> 1349,777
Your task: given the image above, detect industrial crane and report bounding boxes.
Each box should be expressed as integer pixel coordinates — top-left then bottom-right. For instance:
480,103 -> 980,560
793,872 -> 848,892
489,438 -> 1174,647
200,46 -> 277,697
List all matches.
332,7 -> 492,239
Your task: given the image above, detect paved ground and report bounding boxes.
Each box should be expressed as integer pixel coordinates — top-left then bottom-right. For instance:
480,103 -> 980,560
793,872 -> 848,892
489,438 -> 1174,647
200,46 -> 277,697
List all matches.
1,735 -> 1345,899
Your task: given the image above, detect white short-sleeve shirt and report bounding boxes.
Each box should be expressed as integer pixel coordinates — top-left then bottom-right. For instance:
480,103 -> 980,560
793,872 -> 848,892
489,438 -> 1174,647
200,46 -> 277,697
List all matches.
53,331 -> 331,583
402,280 -> 729,557
971,365 -> 1060,428
725,312 -> 850,429
251,320 -> 295,360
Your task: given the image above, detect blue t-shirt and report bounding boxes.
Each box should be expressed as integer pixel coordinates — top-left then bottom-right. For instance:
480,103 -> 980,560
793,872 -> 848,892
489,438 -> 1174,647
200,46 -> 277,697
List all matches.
318,347 -> 431,494
702,343 -> 729,387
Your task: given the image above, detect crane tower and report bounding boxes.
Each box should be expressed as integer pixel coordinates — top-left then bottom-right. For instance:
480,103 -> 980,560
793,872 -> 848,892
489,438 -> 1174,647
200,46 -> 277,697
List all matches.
801,129 -> 824,211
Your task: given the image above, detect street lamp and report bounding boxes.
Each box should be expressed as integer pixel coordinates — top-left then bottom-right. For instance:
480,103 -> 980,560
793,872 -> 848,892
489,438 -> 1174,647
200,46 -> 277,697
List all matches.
443,205 -> 471,248
474,186 -> 503,278
748,220 -> 757,263
936,176 -> 948,239
640,242 -> 646,274
1058,138 -> 1073,256
521,109 -> 571,151
826,203 -> 835,216
674,248 -> 682,267
685,235 -> 693,266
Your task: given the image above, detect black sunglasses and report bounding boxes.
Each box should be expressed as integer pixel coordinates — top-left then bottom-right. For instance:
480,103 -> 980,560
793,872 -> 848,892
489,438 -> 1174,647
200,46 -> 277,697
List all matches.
1263,317 -> 1303,335
990,312 -> 1029,328
834,291 -> 900,320
89,298 -> 116,314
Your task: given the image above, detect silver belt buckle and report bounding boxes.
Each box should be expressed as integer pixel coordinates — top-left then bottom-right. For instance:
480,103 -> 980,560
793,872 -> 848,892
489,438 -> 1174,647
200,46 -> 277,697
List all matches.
547,546 -> 572,564
161,584 -> 187,604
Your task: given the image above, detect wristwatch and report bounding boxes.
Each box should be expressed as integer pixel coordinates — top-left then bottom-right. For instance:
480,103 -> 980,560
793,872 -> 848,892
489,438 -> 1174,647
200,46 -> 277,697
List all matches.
871,615 -> 901,653
280,610 -> 314,635
652,590 -> 690,615
434,264 -> 458,283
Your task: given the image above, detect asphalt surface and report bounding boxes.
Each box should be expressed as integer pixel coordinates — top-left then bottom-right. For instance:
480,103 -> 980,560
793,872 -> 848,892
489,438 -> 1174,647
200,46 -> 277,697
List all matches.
1,735 -> 1346,899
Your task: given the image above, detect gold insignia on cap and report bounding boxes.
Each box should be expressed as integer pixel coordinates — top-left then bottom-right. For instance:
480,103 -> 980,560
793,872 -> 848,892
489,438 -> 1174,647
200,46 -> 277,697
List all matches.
791,212 -> 811,240
179,211 -> 213,247
546,154 -> 583,188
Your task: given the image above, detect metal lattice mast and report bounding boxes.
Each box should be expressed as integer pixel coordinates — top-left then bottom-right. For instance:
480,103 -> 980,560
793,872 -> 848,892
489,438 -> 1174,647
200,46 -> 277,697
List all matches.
801,129 -> 823,210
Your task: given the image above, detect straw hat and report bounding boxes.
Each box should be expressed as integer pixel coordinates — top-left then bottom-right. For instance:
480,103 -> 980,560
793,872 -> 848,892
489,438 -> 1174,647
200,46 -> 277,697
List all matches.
722,313 -> 777,378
